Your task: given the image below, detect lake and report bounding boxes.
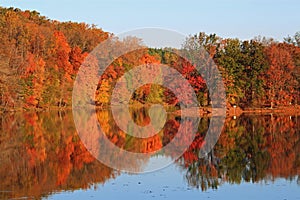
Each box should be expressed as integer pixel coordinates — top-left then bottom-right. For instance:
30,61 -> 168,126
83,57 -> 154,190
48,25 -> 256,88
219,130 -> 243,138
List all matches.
0,109 -> 299,199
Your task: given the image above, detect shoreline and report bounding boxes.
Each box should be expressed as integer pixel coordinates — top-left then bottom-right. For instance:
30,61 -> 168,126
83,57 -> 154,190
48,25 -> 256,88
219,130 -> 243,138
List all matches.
228,105 -> 300,116
171,105 -> 300,117
1,105 -> 300,116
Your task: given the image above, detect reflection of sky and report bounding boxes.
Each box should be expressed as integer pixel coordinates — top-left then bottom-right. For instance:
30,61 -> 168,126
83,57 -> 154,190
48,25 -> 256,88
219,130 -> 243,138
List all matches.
48,162 -> 300,200
1,0 -> 300,41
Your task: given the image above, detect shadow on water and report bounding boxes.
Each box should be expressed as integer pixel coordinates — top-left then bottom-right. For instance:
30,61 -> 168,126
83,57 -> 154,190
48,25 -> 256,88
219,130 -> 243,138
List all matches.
0,109 -> 299,198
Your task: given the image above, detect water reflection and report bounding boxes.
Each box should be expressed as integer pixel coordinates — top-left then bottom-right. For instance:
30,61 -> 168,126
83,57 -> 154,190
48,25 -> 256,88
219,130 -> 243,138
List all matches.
0,111 -> 117,199
179,115 -> 300,191
0,110 -> 299,199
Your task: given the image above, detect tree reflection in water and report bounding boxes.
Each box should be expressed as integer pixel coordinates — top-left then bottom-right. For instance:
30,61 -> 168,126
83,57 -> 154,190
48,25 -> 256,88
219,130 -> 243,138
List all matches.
0,111 -> 117,199
0,109 -> 299,198
179,115 -> 300,191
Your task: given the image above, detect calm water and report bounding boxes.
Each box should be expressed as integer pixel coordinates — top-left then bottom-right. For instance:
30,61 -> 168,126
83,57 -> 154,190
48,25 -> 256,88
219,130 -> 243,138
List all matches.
0,109 -> 299,200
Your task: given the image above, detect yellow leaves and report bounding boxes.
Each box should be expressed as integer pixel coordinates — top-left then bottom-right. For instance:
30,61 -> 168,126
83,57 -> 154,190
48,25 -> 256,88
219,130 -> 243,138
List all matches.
96,79 -> 111,104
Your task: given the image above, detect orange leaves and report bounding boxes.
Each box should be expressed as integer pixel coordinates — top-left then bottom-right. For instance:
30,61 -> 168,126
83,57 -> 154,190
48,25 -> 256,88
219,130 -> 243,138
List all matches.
264,43 -> 297,107
69,46 -> 87,73
141,134 -> 163,153
24,53 -> 36,75
53,31 -> 72,74
23,53 -> 46,77
22,53 -> 46,107
140,54 -> 160,65
266,44 -> 294,71
26,95 -> 39,107
54,31 -> 71,54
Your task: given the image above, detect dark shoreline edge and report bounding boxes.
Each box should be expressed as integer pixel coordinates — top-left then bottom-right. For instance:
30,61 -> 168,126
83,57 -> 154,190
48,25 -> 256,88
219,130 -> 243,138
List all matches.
1,105 -> 299,117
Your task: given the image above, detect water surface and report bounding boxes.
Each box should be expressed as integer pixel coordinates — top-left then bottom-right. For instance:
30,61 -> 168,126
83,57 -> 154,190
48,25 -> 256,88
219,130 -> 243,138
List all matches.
0,110 -> 299,199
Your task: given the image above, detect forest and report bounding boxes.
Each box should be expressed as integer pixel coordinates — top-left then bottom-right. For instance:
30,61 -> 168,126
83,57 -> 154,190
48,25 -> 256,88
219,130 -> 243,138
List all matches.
0,7 -> 300,111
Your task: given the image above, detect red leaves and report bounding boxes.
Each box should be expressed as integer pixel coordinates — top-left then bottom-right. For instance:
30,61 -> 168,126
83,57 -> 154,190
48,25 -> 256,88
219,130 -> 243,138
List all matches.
69,46 -> 87,73
264,43 -> 297,107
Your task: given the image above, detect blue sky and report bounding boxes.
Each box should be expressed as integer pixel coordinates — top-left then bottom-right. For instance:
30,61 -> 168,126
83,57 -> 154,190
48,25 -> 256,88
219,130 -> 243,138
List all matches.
1,0 -> 300,40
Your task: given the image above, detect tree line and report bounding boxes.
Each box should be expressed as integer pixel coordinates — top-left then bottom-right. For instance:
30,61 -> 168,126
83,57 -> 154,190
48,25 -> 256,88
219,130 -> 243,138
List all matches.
0,7 -> 299,111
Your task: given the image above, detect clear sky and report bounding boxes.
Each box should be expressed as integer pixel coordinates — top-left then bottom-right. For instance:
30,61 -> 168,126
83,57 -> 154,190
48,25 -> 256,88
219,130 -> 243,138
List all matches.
1,0 -> 300,41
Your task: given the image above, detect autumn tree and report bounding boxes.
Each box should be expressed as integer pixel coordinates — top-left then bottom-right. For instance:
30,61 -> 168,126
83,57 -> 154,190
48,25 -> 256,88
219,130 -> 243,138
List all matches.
264,43 -> 296,108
